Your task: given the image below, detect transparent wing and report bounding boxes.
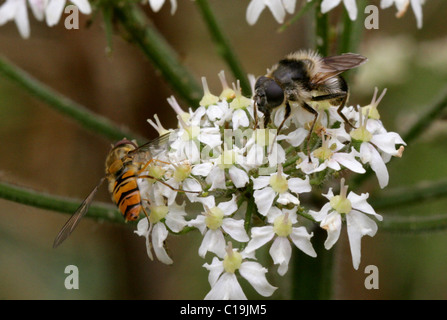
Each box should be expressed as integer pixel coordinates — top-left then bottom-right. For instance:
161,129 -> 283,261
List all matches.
53,177 -> 106,248
313,53 -> 368,85
128,130 -> 177,164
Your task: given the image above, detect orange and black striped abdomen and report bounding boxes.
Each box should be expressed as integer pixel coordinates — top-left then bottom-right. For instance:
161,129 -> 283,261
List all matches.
112,169 -> 142,222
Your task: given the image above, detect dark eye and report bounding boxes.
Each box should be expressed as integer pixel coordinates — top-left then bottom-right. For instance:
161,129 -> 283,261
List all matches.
265,80 -> 284,107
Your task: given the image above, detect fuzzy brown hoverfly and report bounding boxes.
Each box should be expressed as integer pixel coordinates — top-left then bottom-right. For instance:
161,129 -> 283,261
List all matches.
253,50 -> 367,136
53,132 -> 195,248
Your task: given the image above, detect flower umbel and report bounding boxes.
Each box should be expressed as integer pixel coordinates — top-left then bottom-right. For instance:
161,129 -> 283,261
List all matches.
130,72 -> 405,298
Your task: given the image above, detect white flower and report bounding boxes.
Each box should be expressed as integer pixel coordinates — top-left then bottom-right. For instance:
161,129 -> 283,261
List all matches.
245,207 -> 316,276
188,195 -> 249,258
307,133 -> 366,174
309,178 -> 383,270
350,104 -> 406,188
203,242 -> 277,299
46,0 -> 91,27
134,192 -> 188,264
147,0 -> 177,15
380,0 -> 425,28
192,144 -> 249,190
246,0 -> 296,25
0,0 -> 31,38
319,0 -> 358,20
252,164 -> 311,215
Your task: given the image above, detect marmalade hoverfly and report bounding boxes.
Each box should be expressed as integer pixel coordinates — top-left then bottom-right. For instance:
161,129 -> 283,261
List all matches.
53,132 -> 188,248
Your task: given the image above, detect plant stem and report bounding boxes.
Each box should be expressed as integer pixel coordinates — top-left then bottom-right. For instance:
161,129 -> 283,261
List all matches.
402,87 -> 447,145
0,56 -> 144,144
314,0 -> 329,56
338,0 -> 366,55
114,2 -> 203,107
292,225 -> 334,299
195,0 -> 251,97
278,0 -> 315,33
370,179 -> 447,211
0,181 -> 122,223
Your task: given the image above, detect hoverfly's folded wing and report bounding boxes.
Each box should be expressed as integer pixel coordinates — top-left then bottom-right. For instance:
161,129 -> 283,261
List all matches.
313,53 -> 368,85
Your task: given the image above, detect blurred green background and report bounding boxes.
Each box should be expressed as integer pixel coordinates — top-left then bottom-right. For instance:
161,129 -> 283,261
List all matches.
0,0 -> 447,299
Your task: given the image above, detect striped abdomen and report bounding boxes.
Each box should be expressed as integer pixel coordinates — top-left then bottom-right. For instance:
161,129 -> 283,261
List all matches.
111,168 -> 142,222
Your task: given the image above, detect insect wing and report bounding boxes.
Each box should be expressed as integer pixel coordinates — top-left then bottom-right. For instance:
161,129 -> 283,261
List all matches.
128,131 -> 176,163
53,177 -> 106,248
313,53 -> 368,84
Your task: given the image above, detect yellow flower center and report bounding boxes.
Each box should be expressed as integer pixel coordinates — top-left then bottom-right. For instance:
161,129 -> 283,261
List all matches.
174,163 -> 191,182
273,214 -> 292,237
330,195 -> 352,214
270,173 -> 289,194
149,205 -> 169,224
223,249 -> 242,274
205,207 -> 224,230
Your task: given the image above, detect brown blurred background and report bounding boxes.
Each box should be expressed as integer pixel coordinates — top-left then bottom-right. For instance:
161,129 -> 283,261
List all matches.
0,0 -> 447,299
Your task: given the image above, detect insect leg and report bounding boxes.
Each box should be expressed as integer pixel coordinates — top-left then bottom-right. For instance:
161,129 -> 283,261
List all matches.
254,101 -> 259,130
136,159 -> 172,176
139,175 -> 201,194
268,102 -> 291,155
311,92 -> 355,128
301,102 -> 319,158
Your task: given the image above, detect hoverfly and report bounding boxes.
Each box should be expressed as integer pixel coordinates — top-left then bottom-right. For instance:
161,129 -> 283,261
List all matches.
253,50 -> 367,136
53,132 -> 192,248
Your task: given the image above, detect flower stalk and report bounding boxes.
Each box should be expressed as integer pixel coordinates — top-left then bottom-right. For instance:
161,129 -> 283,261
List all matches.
0,56 -> 144,144
113,2 -> 203,107
195,0 -> 251,97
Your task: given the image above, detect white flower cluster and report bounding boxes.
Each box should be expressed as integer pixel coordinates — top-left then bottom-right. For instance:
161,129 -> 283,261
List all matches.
133,72 -> 406,299
0,0 -> 177,38
247,0 -> 426,28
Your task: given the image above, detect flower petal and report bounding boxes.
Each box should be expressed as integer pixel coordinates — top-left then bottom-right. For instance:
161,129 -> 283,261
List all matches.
254,187 -> 276,216
199,229 -> 226,258
222,218 -> 250,242
244,226 -> 275,253
152,223 -> 173,264
346,210 -> 379,270
239,261 -> 277,297
204,272 -> 246,300
269,237 -> 292,276
290,227 -> 317,257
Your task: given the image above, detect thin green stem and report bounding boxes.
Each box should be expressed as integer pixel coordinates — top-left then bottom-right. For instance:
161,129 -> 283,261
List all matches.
278,0 -> 315,33
403,87 -> 447,144
338,0 -> 366,55
379,214 -> 447,233
0,181 -> 122,223
292,225 -> 334,299
314,0 -> 329,56
195,0 -> 251,97
0,56 -> 144,144
370,179 -> 447,212
113,2 -> 202,107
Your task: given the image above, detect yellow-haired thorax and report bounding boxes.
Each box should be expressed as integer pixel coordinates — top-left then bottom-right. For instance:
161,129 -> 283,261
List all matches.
284,50 -> 322,78
105,142 -> 137,176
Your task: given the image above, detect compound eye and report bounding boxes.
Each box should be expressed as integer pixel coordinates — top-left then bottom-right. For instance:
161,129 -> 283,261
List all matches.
265,80 -> 284,107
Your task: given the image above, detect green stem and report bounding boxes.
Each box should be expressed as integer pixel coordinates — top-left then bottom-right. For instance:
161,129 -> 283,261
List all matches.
314,1 -> 329,56
379,214 -> 447,233
278,0 -> 315,33
402,87 -> 447,144
338,0 -> 366,55
114,2 -> 202,107
292,225 -> 334,299
0,56 -> 144,144
370,179 -> 447,212
0,181 -> 122,223
195,0 -> 251,97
